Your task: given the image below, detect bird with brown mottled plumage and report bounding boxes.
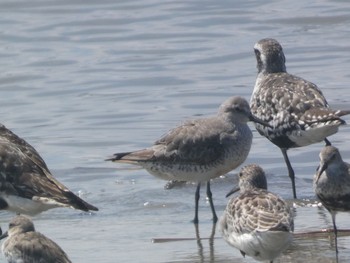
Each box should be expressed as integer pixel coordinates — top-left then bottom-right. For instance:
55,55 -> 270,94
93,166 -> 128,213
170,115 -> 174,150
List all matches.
0,124 -> 98,215
220,164 -> 294,263
0,215 -> 71,263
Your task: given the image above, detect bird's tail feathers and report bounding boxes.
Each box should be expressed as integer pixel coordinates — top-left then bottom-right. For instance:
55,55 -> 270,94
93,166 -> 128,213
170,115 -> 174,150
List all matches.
105,152 -> 133,162
335,109 -> 350,118
64,191 -> 99,212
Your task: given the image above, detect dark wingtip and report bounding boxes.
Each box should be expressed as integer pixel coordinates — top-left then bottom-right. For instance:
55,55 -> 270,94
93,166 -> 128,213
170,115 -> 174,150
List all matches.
105,152 -> 132,162
79,200 -> 99,212
76,201 -> 99,212
64,190 -> 99,212
85,204 -> 99,212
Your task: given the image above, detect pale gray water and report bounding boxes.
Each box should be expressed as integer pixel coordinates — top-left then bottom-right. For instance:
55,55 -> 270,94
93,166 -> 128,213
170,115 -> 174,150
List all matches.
0,0 -> 350,262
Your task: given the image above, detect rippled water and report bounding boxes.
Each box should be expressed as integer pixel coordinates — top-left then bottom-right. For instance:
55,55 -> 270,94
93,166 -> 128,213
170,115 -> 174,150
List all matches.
0,0 -> 350,262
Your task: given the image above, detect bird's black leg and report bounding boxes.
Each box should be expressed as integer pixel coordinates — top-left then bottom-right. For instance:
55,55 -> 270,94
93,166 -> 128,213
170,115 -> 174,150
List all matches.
331,212 -> 339,255
206,181 -> 218,223
193,183 -> 201,224
281,148 -> 297,199
325,138 -> 332,146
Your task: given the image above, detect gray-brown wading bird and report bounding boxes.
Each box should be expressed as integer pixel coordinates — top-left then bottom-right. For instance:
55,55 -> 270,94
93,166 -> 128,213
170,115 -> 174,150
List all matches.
314,145 -> 350,257
0,215 -> 71,263
107,96 -> 270,224
0,124 -> 98,215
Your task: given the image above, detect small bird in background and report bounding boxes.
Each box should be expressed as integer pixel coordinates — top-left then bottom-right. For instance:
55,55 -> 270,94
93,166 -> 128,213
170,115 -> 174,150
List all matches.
0,215 -> 71,263
107,96 -> 270,224
314,145 -> 350,257
220,164 -> 294,263
0,124 -> 98,215
250,38 -> 350,199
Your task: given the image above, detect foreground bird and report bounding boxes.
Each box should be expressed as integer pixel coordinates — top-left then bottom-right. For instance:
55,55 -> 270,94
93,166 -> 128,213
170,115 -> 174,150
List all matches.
0,124 -> 98,215
0,215 -> 71,263
250,38 -> 350,199
107,96 -> 270,223
314,145 -> 350,256
220,164 -> 294,262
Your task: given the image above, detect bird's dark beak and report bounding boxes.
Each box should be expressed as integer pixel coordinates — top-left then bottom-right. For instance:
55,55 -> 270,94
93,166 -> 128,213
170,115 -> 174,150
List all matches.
226,187 -> 240,198
0,231 -> 8,240
249,114 -> 273,128
315,163 -> 328,184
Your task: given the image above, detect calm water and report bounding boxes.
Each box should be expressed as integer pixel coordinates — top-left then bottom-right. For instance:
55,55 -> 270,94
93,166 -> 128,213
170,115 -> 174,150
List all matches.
0,0 -> 350,262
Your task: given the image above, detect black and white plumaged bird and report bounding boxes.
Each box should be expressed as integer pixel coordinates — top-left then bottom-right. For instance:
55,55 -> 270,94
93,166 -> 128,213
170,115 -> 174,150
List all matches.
0,215 -> 71,263
250,38 -> 350,199
220,164 -> 294,263
314,145 -> 350,257
107,96 -> 270,224
0,124 -> 98,215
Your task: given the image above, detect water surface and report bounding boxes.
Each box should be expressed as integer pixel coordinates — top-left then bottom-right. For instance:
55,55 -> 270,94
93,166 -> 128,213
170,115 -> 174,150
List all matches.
0,0 -> 350,262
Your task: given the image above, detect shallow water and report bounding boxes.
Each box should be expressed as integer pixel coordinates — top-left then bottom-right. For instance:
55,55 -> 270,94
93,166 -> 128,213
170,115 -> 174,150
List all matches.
0,0 -> 350,262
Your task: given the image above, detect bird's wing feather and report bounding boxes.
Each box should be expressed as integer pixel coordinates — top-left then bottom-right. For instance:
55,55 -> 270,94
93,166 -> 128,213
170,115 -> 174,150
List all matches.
115,118 -> 235,164
5,232 -> 71,263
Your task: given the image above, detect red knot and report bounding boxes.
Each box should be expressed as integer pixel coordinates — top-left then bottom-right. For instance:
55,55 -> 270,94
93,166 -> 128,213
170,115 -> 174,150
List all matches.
107,96 -> 270,223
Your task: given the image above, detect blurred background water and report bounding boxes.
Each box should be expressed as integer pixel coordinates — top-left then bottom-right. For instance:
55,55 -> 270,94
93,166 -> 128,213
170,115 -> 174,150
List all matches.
0,0 -> 350,262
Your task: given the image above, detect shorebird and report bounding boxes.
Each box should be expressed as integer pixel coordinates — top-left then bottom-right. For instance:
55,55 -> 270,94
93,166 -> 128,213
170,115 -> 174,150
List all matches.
250,38 -> 350,199
220,164 -> 294,263
314,145 -> 350,256
0,124 -> 98,215
107,96 -> 270,224
0,215 -> 71,263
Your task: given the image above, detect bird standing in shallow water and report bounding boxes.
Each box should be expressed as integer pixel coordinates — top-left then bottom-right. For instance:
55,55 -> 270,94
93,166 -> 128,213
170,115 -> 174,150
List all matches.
250,38 -> 350,199
0,215 -> 71,263
314,145 -> 350,257
0,124 -> 98,215
220,164 -> 294,263
107,96 -> 270,224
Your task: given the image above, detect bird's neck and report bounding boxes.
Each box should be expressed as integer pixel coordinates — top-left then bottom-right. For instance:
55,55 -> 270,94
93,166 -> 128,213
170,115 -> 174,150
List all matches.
258,63 -> 286,75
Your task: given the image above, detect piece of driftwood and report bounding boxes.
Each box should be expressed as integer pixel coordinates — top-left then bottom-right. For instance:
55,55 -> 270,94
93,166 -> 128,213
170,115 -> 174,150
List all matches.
152,229 -> 350,243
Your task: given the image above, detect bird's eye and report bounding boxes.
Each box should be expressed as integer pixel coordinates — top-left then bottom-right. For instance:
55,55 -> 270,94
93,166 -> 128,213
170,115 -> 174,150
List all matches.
233,106 -> 243,112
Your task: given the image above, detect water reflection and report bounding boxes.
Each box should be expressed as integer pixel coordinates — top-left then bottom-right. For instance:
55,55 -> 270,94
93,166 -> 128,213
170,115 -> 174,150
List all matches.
194,223 -> 216,263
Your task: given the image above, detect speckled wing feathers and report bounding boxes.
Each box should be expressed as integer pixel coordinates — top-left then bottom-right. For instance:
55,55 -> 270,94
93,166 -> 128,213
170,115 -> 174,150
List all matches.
252,73 -> 328,123
226,190 -> 293,234
252,73 -> 348,147
0,124 -> 98,212
0,124 -> 50,171
5,232 -> 71,263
